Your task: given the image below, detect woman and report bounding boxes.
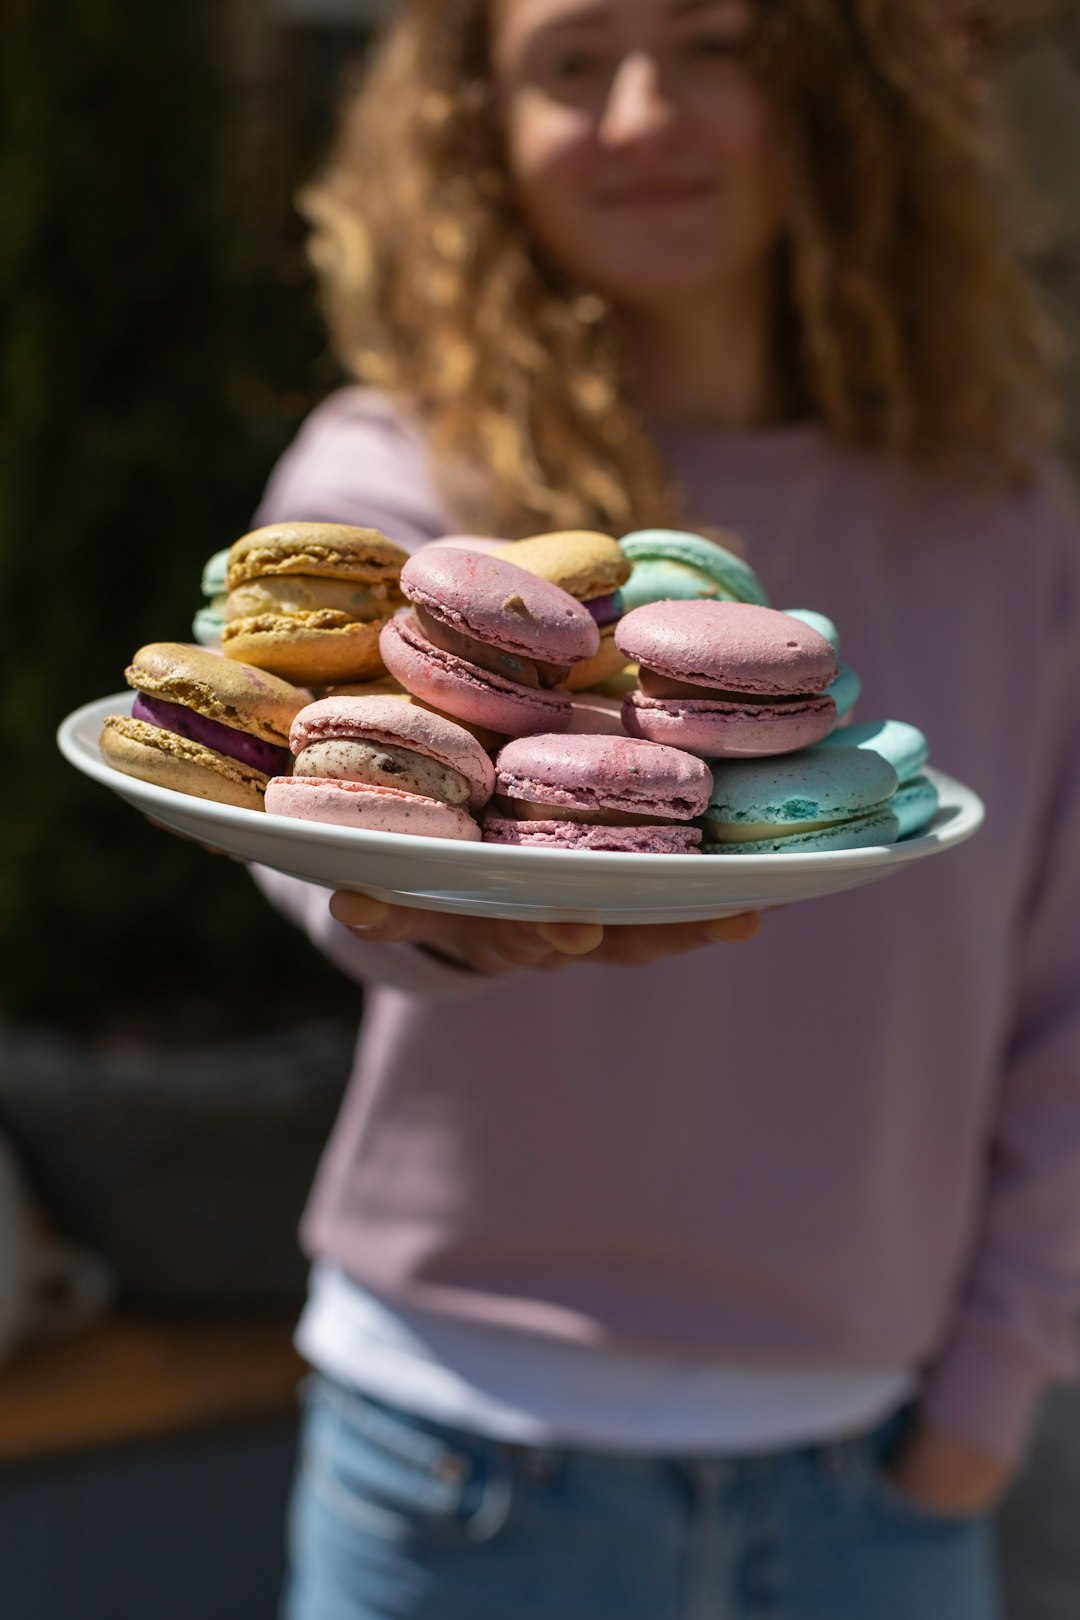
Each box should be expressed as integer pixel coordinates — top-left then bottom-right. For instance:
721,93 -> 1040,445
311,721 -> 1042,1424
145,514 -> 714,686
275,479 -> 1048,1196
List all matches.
251,2 -> 1080,1615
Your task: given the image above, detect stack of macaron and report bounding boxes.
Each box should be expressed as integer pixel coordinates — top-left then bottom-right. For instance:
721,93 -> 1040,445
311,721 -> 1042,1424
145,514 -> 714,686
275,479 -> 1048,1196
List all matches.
265,695 -> 494,841
220,522 -> 408,685
379,547 -> 600,738
616,600 -> 842,758
703,748 -> 901,854
99,518 -> 939,856
483,732 -> 712,853
100,642 -> 308,810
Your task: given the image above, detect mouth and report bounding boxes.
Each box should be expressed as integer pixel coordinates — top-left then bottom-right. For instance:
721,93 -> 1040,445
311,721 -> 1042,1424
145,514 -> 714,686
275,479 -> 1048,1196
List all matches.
596,179 -> 717,210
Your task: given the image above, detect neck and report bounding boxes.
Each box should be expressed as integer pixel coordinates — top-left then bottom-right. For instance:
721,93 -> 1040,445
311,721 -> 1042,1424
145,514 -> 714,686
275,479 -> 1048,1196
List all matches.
624,273 -> 780,431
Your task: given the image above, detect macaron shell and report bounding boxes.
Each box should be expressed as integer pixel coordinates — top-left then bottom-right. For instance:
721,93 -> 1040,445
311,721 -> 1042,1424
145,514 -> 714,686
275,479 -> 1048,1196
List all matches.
495,531 -> 630,600
814,718 -> 930,783
826,662 -> 861,721
893,774 -> 940,838
615,602 -> 838,695
264,777 -> 480,840
707,746 -> 898,826
380,614 -> 572,738
620,557 -> 739,612
619,529 -> 769,607
622,691 -> 838,758
482,817 -> 702,854
495,732 -> 712,820
100,714 -> 269,811
702,807 -> 900,855
563,632 -> 629,692
227,523 -> 408,588
125,641 -> 308,745
782,608 -> 840,654
400,549 -> 599,665
289,694 -> 495,810
221,614 -> 386,685
200,548 -> 232,597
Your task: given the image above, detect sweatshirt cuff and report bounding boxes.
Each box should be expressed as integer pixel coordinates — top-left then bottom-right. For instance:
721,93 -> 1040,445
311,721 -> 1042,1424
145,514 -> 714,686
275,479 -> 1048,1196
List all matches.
249,864 -> 509,1001
915,1321 -> 1051,1467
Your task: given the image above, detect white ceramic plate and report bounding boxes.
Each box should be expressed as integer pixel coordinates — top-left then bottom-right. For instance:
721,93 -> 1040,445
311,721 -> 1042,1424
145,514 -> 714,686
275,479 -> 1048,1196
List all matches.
59,695 -> 985,925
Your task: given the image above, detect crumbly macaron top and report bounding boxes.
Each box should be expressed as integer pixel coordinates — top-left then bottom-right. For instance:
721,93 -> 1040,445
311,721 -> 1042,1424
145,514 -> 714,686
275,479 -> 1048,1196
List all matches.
616,601 -> 839,695
124,642 -> 308,744
708,747 -> 898,825
495,732 -> 712,820
495,530 -> 630,602
289,695 -> 495,810
226,522 -> 408,588
400,548 -> 600,664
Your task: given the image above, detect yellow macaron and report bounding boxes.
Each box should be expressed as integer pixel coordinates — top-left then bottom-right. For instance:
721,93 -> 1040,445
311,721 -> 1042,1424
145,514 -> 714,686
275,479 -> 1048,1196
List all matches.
221,522 -> 408,685
494,530 -> 630,691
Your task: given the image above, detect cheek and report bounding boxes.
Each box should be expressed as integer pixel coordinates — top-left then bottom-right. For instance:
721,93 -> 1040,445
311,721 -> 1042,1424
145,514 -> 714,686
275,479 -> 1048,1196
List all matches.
703,91 -> 787,226
505,92 -> 595,226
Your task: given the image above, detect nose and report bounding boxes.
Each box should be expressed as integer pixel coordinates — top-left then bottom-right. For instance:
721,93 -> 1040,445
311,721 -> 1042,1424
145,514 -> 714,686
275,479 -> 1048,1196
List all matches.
597,52 -> 677,148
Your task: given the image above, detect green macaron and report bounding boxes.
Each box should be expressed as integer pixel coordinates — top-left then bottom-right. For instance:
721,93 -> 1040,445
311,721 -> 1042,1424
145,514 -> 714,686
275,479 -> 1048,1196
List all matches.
619,529 -> 770,612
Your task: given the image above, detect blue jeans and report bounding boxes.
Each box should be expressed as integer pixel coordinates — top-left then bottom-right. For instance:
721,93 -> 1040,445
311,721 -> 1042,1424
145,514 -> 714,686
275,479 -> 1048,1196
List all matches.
283,1373 -> 1002,1620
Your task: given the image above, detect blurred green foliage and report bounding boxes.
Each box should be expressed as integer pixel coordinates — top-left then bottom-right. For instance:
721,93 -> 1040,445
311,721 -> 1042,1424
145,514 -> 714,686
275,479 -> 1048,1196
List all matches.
0,0 -> 355,1028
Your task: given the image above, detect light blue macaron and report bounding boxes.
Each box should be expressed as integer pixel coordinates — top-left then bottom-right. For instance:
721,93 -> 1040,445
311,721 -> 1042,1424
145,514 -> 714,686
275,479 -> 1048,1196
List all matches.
814,718 -> 937,837
704,747 -> 900,854
619,529 -> 770,611
782,610 -> 859,720
193,547 -> 232,646
782,608 -> 840,654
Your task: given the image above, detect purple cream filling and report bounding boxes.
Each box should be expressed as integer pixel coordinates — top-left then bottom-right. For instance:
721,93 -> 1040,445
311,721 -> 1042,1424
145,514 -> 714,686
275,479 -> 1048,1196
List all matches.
586,590 -> 624,627
132,693 -> 289,774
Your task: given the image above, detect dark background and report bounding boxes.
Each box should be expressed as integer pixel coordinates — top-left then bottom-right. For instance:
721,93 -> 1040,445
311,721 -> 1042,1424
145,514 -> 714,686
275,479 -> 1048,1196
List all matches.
1,0 -> 381,1035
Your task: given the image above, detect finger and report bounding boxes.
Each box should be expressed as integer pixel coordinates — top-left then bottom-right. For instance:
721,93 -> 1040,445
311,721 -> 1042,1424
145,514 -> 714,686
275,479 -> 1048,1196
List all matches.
329,891 -> 430,944
463,921 -> 557,975
592,911 -> 763,968
535,922 -> 605,956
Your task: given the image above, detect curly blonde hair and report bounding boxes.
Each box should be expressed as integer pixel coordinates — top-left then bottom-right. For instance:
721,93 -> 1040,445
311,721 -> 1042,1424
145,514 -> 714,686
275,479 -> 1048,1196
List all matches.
302,0 -> 1058,536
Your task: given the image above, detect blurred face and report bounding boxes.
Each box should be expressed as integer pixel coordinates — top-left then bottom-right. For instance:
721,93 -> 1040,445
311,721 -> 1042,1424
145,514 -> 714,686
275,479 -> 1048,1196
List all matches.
492,0 -> 787,310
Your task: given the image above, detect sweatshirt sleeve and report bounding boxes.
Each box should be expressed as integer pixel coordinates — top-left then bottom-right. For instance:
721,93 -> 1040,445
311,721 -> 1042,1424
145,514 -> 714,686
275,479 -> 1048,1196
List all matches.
915,472 -> 1080,1466
250,865 -> 505,1003
253,386 -> 447,551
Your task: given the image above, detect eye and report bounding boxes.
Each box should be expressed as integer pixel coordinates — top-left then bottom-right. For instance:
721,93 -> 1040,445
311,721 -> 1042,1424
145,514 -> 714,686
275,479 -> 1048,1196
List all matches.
685,32 -> 753,61
548,48 -> 604,82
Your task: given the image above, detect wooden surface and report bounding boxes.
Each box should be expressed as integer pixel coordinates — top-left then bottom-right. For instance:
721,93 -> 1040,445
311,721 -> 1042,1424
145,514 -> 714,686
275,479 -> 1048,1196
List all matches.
0,1314 -> 304,1466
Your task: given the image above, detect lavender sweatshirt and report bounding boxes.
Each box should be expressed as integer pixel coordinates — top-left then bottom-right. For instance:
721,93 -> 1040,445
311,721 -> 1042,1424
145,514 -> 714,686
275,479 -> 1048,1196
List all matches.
253,387 -> 1080,1466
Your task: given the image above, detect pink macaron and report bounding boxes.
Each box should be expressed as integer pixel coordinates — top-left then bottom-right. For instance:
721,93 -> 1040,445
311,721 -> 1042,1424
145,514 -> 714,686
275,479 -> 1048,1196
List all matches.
616,601 -> 839,758
483,732 -> 711,854
263,694 -> 494,840
380,549 -> 600,738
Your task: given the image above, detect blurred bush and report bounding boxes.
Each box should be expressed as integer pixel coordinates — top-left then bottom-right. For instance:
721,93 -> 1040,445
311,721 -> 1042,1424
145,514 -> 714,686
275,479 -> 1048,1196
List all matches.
0,0 -> 361,1028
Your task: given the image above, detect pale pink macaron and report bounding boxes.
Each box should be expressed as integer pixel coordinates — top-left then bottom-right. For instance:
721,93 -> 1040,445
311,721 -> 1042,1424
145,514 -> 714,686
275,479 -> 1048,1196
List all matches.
263,694 -> 495,840
380,548 -> 600,738
616,601 -> 839,758
483,732 -> 711,854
